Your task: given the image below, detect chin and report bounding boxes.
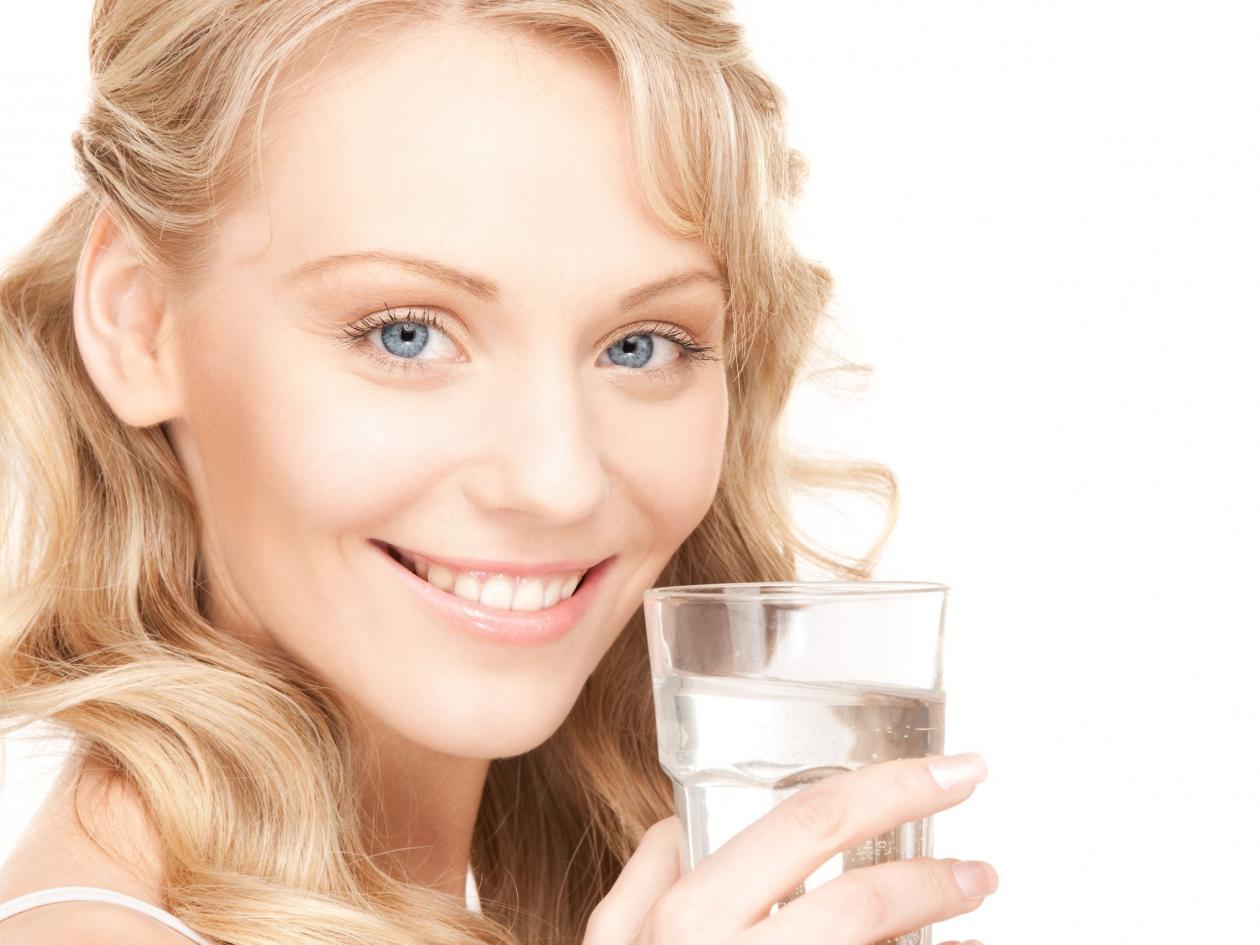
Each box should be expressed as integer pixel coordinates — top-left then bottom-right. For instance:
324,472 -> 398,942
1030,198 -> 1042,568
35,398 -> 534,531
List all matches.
378,685 -> 581,761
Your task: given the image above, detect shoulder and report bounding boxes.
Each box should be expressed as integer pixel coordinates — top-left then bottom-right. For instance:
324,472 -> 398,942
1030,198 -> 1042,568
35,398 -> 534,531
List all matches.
0,898 -> 205,945
0,755 -> 180,944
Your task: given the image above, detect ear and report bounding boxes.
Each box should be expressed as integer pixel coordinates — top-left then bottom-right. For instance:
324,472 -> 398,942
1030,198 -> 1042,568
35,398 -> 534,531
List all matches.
73,205 -> 183,429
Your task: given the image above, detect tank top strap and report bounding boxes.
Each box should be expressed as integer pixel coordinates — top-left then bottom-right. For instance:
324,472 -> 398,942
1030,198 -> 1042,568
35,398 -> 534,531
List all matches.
0,885 -> 215,945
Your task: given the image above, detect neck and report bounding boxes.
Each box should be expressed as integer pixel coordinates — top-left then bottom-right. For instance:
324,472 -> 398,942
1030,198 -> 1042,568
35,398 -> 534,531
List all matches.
344,699 -> 491,898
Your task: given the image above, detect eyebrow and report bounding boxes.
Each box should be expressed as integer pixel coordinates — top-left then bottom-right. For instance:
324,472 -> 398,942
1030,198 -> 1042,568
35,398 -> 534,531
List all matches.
284,250 -> 728,311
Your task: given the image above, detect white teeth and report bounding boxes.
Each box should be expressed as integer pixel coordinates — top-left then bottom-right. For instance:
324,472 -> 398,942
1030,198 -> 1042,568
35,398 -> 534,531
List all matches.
389,544 -> 591,612
478,575 -> 514,609
543,577 -> 564,608
426,563 -> 456,591
510,578 -> 546,612
452,571 -> 483,603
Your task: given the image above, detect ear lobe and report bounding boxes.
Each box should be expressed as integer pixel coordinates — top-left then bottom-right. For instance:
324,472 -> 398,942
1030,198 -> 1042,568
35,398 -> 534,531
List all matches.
73,206 -> 183,429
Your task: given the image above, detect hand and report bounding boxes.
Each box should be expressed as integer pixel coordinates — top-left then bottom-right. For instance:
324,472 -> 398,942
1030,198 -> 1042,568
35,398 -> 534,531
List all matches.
583,752 -> 996,945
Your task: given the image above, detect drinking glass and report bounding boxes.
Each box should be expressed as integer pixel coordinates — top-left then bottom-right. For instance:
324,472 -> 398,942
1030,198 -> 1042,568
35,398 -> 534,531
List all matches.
642,581 -> 948,945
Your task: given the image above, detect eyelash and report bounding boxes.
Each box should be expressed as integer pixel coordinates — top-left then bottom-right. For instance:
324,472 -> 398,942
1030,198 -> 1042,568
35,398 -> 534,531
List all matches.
335,304 -> 721,378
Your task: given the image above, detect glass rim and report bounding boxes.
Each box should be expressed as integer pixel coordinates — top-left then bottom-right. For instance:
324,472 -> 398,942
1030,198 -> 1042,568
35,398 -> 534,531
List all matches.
643,580 -> 949,603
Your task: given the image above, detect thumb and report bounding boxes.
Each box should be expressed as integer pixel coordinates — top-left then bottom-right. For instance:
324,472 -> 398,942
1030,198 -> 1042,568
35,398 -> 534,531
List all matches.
586,816 -> 683,944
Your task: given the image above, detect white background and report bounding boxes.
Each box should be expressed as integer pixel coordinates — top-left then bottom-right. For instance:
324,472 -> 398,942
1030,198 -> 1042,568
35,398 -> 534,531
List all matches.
3,2 -> 1258,942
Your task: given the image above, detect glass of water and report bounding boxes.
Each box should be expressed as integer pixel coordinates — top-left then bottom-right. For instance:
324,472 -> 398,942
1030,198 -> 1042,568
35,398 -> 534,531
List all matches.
642,581 -> 948,941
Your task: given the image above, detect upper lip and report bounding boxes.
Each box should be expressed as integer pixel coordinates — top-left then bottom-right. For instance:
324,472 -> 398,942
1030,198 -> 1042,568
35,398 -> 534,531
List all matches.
374,539 -> 610,578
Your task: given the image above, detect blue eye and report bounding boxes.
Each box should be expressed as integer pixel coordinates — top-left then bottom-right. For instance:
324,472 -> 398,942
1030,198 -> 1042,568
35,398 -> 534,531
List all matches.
606,333 -> 658,369
336,306 -> 460,375
378,319 -> 438,360
595,325 -> 721,373
337,304 -> 720,378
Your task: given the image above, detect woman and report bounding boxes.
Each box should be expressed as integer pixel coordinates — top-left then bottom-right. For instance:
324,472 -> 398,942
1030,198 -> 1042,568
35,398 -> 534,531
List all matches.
0,2 -> 995,944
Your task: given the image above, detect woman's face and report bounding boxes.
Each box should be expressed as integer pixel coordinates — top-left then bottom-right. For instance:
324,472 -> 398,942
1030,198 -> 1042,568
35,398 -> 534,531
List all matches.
159,22 -> 728,759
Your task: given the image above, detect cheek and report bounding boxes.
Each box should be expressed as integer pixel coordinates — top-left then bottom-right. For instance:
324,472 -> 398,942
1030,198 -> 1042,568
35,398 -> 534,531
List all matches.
606,375 -> 728,541
179,337 -> 469,541
170,306 -> 475,650
172,327 -> 536,752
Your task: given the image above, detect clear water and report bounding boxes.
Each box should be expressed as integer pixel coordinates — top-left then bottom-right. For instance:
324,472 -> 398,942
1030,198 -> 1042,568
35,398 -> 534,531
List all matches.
654,671 -> 946,945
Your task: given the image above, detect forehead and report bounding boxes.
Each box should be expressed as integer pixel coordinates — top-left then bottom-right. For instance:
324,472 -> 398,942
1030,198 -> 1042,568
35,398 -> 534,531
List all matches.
212,20 -> 712,286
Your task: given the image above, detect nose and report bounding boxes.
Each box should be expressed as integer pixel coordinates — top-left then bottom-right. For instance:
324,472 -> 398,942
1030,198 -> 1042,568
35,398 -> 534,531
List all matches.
461,358 -> 610,524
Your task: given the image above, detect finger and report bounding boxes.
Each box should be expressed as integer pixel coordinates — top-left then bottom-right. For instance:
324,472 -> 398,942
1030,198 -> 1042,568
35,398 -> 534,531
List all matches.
934,861 -> 984,945
670,752 -> 988,929
584,816 -> 682,943
738,856 -> 998,945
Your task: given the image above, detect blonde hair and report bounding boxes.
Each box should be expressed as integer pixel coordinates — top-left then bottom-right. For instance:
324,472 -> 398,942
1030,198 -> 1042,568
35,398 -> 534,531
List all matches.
0,2 -> 897,943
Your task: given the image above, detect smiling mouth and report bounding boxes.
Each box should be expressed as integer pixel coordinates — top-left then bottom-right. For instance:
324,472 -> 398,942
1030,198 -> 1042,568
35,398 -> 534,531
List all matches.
377,540 -> 593,612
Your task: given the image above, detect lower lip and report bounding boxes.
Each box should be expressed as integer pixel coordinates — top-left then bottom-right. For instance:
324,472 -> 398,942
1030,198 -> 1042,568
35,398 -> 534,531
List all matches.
371,540 -> 616,646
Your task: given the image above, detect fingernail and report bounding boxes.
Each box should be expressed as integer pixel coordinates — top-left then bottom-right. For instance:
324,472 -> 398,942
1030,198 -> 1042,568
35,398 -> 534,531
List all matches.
928,752 -> 989,790
950,860 -> 999,899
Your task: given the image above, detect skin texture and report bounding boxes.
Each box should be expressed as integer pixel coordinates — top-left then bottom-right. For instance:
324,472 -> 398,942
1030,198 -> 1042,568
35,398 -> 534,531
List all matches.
0,756 -> 195,944
68,21 -> 729,897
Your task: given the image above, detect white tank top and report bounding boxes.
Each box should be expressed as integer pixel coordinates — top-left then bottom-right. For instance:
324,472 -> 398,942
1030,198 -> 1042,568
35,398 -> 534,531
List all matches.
0,885 -> 215,943
0,867 -> 481,940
